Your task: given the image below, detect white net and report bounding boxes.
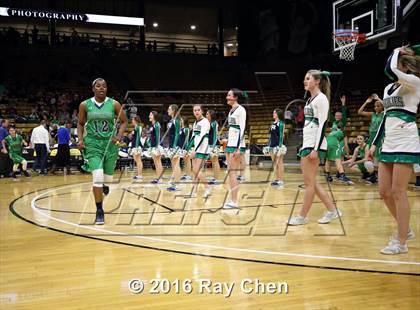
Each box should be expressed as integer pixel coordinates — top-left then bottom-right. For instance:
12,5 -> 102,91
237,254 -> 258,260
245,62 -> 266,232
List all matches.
334,33 -> 358,61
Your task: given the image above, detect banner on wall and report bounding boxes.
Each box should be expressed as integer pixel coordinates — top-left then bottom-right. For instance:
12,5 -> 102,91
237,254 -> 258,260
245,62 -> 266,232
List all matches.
0,7 -> 144,26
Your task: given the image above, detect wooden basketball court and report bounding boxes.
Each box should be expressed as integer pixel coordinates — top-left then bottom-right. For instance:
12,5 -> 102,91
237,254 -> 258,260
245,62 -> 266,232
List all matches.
1,167 -> 419,308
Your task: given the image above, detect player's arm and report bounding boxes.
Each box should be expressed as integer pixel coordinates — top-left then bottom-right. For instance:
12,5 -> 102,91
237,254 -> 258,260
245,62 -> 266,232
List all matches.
136,126 -> 142,148
173,118 -> 180,148
77,101 -> 87,149
195,121 -> 210,151
278,121 -> 285,146
113,100 -> 128,143
386,48 -> 420,88
343,132 -> 349,155
369,114 -> 386,158
314,98 -> 328,152
155,122 -> 161,145
237,108 -> 246,148
358,96 -> 374,117
44,127 -> 50,152
344,146 -> 358,165
212,122 -> 218,147
1,138 -> 7,153
185,128 -> 193,150
340,95 -> 348,126
22,137 -> 28,147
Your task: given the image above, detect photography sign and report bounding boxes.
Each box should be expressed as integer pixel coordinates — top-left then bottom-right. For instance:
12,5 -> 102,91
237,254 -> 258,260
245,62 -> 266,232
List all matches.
0,7 -> 144,26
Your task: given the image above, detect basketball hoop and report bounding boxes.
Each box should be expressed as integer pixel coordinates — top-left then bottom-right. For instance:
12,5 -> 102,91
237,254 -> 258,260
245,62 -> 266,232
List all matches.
333,30 -> 366,61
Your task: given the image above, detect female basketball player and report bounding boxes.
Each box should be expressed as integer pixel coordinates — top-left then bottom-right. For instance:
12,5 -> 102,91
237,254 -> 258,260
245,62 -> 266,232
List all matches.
149,111 -> 163,184
343,134 -> 374,181
77,78 -> 128,224
358,93 -> 385,183
223,89 -> 247,209
206,110 -> 220,185
324,123 -> 353,185
166,104 -> 181,191
188,104 -> 212,198
288,70 -> 341,225
369,46 -> 420,254
131,116 -> 144,180
2,127 -> 30,178
266,108 -> 286,187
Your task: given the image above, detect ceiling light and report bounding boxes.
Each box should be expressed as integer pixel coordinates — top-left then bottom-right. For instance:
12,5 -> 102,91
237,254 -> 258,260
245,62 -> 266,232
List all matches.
190,25 -> 196,30
152,22 -> 158,27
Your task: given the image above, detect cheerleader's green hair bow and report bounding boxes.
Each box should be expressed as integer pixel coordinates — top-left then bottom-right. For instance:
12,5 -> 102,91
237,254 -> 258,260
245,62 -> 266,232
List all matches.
410,44 -> 420,56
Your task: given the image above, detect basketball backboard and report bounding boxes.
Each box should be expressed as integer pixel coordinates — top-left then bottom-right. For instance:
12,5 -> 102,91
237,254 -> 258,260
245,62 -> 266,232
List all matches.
332,0 -> 399,52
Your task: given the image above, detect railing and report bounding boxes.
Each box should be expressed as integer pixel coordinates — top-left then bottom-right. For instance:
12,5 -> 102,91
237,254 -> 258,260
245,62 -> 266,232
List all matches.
1,26 -> 220,55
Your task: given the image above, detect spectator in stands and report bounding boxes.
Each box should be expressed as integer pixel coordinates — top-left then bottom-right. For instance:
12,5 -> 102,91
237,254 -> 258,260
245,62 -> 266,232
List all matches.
22,29 -> 29,45
193,45 -> 198,53
30,120 -> 50,175
211,43 -> 218,55
129,39 -> 135,51
207,44 -> 211,55
50,124 -> 58,142
50,119 -> 72,175
71,109 -> 78,127
6,106 -> 17,118
284,109 -> 294,125
31,25 -> 38,45
28,107 -> 40,122
147,41 -> 152,52
129,105 -> 138,120
295,104 -> 304,128
153,40 -> 157,52
0,119 -> 12,177
112,37 -> 118,49
71,28 -> 79,46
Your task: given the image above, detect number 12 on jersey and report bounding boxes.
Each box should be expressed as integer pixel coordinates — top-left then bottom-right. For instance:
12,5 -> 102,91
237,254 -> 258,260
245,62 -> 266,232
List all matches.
93,120 -> 110,133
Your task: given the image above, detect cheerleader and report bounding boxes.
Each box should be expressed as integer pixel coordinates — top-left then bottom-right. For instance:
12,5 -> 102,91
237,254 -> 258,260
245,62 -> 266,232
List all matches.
131,116 -> 144,180
188,104 -> 212,198
148,111 -> 163,184
369,46 -> 420,255
358,93 -> 385,184
288,70 -> 341,225
223,88 -> 247,209
263,108 -> 286,187
166,105 -> 182,191
206,110 -> 220,184
179,116 -> 192,180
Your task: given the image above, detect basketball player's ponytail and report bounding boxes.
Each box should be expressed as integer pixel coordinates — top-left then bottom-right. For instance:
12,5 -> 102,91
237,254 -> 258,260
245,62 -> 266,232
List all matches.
320,71 -> 331,103
307,70 -> 331,103
230,88 -> 249,104
399,45 -> 420,78
274,108 -> 284,121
